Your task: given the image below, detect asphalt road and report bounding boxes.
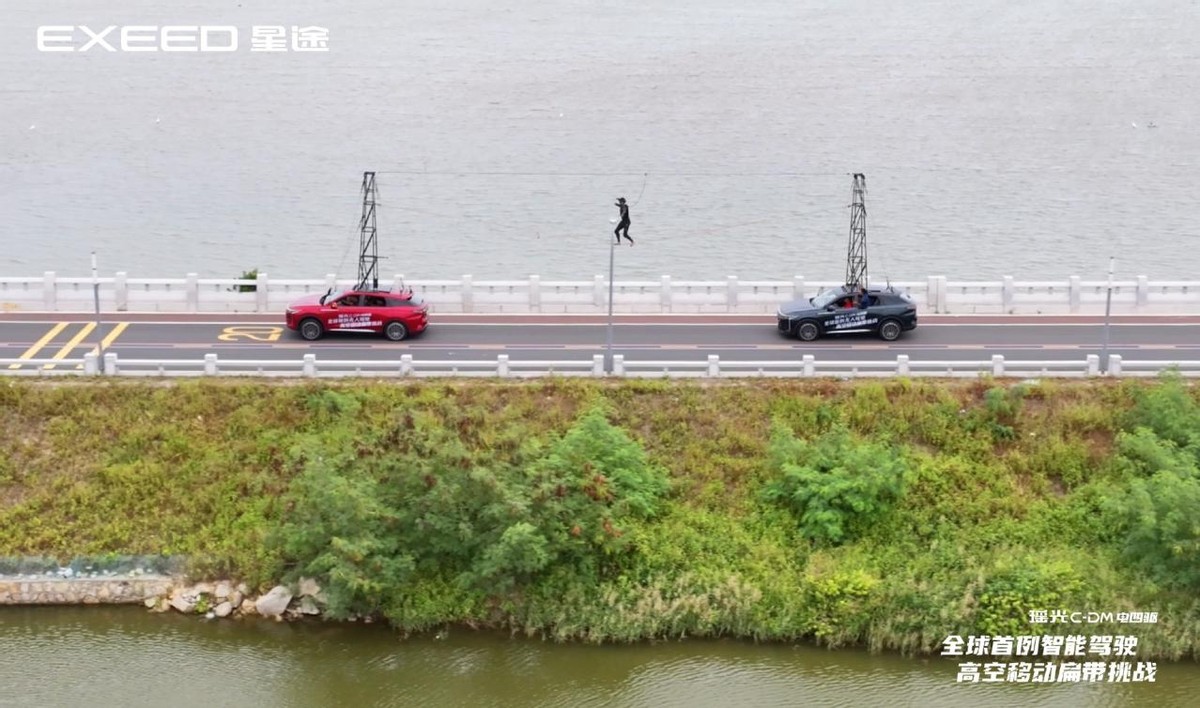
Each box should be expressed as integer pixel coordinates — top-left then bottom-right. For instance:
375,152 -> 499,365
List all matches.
2,314 -> 1199,370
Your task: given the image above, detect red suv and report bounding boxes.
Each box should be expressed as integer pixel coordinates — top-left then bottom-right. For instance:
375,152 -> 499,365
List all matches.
285,288 -> 429,341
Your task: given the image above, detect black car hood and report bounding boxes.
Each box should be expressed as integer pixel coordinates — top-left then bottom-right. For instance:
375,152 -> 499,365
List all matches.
778,299 -> 820,317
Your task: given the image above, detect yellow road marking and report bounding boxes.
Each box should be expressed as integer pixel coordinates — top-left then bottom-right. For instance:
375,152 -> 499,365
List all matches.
75,322 -> 130,369
218,325 -> 282,342
8,322 -> 69,369
43,322 -> 96,369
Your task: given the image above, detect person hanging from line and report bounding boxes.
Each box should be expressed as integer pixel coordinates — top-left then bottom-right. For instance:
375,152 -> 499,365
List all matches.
614,197 -> 634,245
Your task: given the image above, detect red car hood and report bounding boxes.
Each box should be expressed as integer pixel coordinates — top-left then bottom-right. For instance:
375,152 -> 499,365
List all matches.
287,293 -> 326,308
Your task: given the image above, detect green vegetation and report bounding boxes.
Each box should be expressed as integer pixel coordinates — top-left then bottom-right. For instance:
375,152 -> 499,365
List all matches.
1,374 -> 1198,660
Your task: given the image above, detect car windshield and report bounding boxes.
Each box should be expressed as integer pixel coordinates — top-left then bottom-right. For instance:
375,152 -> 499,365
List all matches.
810,288 -> 844,309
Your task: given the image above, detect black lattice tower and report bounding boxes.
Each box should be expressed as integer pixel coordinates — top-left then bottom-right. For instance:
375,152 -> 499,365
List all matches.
845,173 -> 868,288
356,171 -> 380,291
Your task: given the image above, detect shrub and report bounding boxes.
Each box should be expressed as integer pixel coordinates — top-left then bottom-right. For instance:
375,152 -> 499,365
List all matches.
761,423 -> 910,545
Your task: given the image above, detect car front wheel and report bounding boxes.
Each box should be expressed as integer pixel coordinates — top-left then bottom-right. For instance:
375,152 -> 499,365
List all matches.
384,321 -> 408,341
878,319 -> 902,341
795,321 -> 821,342
299,318 -> 324,341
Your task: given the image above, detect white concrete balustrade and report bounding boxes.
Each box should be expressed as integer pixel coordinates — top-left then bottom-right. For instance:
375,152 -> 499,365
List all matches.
0,272 -> 1197,314
0,353 -> 1196,378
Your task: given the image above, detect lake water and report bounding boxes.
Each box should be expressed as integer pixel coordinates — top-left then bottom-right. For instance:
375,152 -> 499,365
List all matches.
1,607 -> 1198,708
1,1 -> 1197,281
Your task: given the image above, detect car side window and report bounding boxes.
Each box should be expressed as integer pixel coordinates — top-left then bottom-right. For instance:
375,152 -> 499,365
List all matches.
340,295 -> 360,306
386,297 -> 410,307
365,296 -> 385,307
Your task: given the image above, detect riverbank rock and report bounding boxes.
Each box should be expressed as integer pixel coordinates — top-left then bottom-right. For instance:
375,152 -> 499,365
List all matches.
255,585 -> 293,618
214,601 -> 234,618
240,598 -> 257,616
214,581 -> 233,600
169,594 -> 196,614
299,597 -> 320,615
298,577 -> 321,598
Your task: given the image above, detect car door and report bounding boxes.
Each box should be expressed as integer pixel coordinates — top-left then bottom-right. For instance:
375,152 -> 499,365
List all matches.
327,293 -> 371,331
824,296 -> 868,333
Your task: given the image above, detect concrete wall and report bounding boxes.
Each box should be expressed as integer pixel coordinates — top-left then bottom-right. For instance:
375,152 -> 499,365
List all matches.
0,577 -> 173,605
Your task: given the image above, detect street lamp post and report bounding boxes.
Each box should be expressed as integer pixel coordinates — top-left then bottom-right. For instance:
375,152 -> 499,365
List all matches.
92,251 -> 105,374
604,236 -> 615,374
1100,257 -> 1115,374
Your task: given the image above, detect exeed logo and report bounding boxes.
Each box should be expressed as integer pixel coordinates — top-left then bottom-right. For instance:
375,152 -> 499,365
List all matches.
36,26 -> 238,52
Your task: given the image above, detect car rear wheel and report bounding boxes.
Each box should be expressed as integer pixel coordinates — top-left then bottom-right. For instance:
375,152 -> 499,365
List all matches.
384,321 -> 408,341
299,318 -> 324,341
878,319 -> 902,341
795,321 -> 821,342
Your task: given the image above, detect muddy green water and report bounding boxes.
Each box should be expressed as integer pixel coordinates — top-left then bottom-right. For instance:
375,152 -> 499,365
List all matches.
1,607 -> 1197,708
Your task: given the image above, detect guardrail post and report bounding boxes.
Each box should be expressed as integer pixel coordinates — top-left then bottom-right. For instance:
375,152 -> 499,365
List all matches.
83,352 -> 98,375
707,354 -> 719,377
186,273 -> 199,312
43,271 -> 56,310
1086,354 -> 1099,376
114,272 -> 128,311
613,354 -> 625,377
726,276 -> 738,311
104,352 -> 118,375
660,275 -> 671,312
529,275 -> 541,311
935,275 -> 948,313
925,276 -> 938,313
400,354 -> 413,376
1108,354 -> 1122,376
255,272 -> 269,312
802,354 -> 815,377
204,353 -> 218,376
461,275 -> 474,313
324,273 -> 336,293
793,276 -> 805,300
497,354 -> 510,377
592,355 -> 604,376
303,354 -> 316,378
594,275 -> 605,307
897,354 -> 909,375
992,354 -> 1004,377
1136,276 -> 1148,310
1069,276 -> 1081,313
1001,276 -> 1014,313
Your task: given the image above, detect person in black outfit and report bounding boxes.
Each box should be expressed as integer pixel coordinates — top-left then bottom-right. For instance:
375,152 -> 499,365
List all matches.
614,197 -> 633,245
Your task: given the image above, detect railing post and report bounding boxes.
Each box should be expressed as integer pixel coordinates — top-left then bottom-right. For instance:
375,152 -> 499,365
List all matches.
529,275 -> 541,312
793,276 -> 805,301
204,353 -> 218,376
594,275 -> 605,308
1086,354 -> 1099,376
400,354 -> 413,377
935,275 -> 948,313
992,354 -> 1004,377
592,355 -> 604,376
186,273 -> 199,312
897,354 -> 909,375
497,354 -> 510,377
925,276 -> 938,313
613,354 -> 625,377
1069,276 -> 1081,313
83,352 -> 98,375
726,276 -> 738,311
461,275 -> 474,313
1108,354 -> 1122,376
1001,276 -> 1014,313
104,352 -> 118,375
255,272 -> 269,312
1136,276 -> 1148,310
43,271 -> 56,310
660,275 -> 671,312
707,354 -> 719,377
324,273 -> 336,293
114,272 -> 128,311
802,354 -> 815,377
303,354 -> 316,378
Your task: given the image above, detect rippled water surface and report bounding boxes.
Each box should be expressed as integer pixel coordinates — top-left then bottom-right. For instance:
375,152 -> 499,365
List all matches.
1,0 -> 1197,281
1,607 -> 1198,708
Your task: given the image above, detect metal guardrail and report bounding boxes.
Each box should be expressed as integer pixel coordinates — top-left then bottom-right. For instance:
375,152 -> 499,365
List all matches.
1,353 -> 1196,378
1,272 -> 1197,315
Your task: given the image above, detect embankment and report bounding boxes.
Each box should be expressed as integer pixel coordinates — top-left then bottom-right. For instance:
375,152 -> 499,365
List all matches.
1,376 -> 1198,660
